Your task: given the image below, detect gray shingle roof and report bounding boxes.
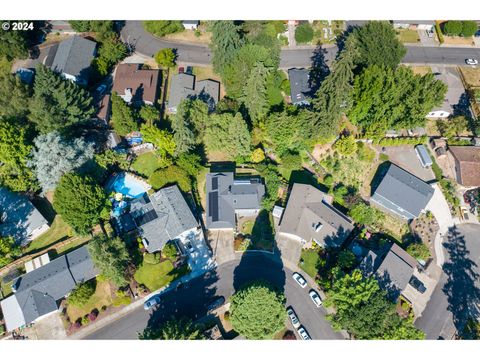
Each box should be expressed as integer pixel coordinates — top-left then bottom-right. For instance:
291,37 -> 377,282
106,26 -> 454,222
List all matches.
167,73 -> 196,110
206,172 -> 265,229
279,183 -> 354,247
371,163 -> 434,220
288,68 -> 311,105
130,186 -> 198,252
51,36 -> 96,82
0,187 -> 49,246
1,245 -> 98,330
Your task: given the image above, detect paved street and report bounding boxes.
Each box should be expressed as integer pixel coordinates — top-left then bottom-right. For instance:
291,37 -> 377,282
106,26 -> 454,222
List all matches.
120,21 -> 480,69
84,254 -> 344,340
415,223 -> 480,339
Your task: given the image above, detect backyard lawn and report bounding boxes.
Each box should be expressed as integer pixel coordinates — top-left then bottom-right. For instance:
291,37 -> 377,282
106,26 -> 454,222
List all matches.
131,152 -> 164,178
66,279 -> 113,322
299,249 -> 321,278
23,216 -> 71,254
134,260 -> 190,292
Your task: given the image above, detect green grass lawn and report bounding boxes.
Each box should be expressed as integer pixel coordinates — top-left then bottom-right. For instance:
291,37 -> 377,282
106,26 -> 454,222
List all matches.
134,259 -> 190,292
241,220 -> 255,234
54,236 -> 91,258
131,152 -> 164,178
299,249 -> 321,278
1,279 -> 13,299
66,279 -> 113,322
23,216 -> 72,254
396,29 -> 420,43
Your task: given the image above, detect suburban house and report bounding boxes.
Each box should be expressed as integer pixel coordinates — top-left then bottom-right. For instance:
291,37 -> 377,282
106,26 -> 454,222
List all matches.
288,68 -> 311,106
95,94 -> 111,123
112,63 -> 161,106
0,245 -> 98,332
0,188 -> 49,246
359,243 -> 428,305
119,185 -> 199,253
167,72 -> 220,113
392,20 -> 435,31
206,172 -> 265,229
182,21 -> 200,30
278,183 -> 354,248
370,163 -> 434,220
448,146 -> 480,187
50,36 -> 96,86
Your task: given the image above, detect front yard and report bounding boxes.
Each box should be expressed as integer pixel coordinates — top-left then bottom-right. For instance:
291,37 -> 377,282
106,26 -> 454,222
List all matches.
134,259 -> 190,292
66,279 -> 113,322
235,210 -> 275,252
396,29 -> 420,43
299,248 -> 321,278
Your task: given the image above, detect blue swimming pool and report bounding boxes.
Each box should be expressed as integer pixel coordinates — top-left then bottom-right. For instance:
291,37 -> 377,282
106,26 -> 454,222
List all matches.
106,172 -> 151,198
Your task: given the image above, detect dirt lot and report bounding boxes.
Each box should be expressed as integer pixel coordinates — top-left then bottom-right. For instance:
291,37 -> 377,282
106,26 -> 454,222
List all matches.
459,66 -> 480,88
382,145 -> 436,182
442,36 -> 476,46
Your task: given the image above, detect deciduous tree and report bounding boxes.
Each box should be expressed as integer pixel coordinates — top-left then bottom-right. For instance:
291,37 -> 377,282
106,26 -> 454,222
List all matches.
143,21 -> 184,37
110,93 -> 138,136
0,236 -> 21,267
140,124 -> 176,158
295,22 -> 314,44
68,281 -> 96,306
154,48 -> 176,68
335,136 -> 358,156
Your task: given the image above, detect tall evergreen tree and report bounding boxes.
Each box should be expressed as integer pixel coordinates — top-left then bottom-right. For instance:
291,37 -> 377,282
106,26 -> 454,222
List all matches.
241,62 -> 270,125
209,21 -> 244,76
0,25 -> 28,60
0,73 -> 31,118
139,317 -> 205,340
110,93 -> 138,136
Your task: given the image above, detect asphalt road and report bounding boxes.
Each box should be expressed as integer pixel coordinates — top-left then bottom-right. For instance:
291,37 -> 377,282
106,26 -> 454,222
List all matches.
84,254 -> 344,340
120,21 -> 480,68
415,223 -> 480,339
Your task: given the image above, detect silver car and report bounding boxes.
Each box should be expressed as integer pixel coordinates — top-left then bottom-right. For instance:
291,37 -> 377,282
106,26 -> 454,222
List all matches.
309,289 -> 322,307
466,58 -> 479,66
286,307 -> 301,329
143,295 -> 160,310
292,272 -> 307,288
297,326 -> 312,340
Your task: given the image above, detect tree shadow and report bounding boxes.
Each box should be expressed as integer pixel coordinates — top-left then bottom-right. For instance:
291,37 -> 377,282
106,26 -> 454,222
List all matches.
442,226 -> 480,336
369,161 -> 392,196
452,92 -> 472,118
309,45 -> 330,94
289,169 -> 329,193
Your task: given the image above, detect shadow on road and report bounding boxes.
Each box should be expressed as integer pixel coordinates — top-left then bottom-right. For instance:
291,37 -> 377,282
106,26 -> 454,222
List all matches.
309,45 -> 330,95
442,226 -> 480,336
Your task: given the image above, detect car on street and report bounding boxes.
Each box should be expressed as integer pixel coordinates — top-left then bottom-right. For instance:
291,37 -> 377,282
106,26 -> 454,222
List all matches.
286,307 -> 301,328
206,296 -> 225,313
186,66 -> 193,74
297,326 -> 312,340
309,289 -> 322,307
409,276 -> 427,294
465,58 -> 479,66
178,66 -> 185,73
143,295 -> 161,310
292,272 -> 307,288
96,84 -> 107,95
184,240 -> 194,253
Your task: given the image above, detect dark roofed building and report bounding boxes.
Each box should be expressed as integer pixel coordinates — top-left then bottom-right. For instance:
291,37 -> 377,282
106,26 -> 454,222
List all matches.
167,73 -> 220,113
50,36 -> 96,85
288,68 -> 311,106
112,63 -> 161,105
370,163 -> 434,220
279,183 -> 354,248
206,172 -> 265,229
125,186 -> 198,253
196,79 -> 220,111
449,146 -> 480,187
0,245 -> 98,331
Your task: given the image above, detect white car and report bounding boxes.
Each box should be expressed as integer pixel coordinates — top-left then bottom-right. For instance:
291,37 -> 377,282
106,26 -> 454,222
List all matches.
292,272 -> 307,288
466,58 -> 479,66
143,295 -> 160,310
309,289 -> 322,307
286,307 -> 301,329
297,326 -> 312,340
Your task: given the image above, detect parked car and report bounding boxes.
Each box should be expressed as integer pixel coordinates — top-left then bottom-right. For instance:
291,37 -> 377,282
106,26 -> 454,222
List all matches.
286,307 -> 301,329
178,66 -> 185,73
466,59 -> 479,66
143,295 -> 161,310
206,296 -> 225,312
292,272 -> 307,288
297,326 -> 311,340
409,276 -> 427,294
96,84 -> 107,95
184,240 -> 194,253
309,289 -> 322,307
186,66 -> 193,74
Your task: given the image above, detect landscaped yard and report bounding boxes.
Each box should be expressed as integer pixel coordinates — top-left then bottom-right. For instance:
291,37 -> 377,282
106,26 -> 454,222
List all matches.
134,259 -> 190,292
299,248 -> 321,278
131,152 -> 165,178
396,29 -> 420,43
23,216 -> 72,254
66,279 -> 113,322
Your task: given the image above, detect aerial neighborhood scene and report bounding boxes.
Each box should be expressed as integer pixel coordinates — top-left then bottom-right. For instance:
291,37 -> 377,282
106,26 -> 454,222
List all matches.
1,17 -> 480,343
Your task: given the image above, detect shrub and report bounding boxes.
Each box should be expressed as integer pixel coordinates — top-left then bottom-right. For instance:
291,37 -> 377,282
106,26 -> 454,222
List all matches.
149,165 -> 191,192
444,20 -> 463,36
435,21 -> 444,43
295,23 -> 314,43
88,312 -> 97,322
68,281 -> 96,306
376,136 -> 427,146
335,136 -> 357,156
0,324 -> 5,336
251,148 -> 266,163
223,311 -> 230,321
349,202 -> 385,227
162,242 -> 178,261
144,253 -> 160,265
379,153 -> 389,162
406,242 -> 431,261
143,21 -> 184,37
112,290 -> 132,307
81,316 -> 90,326
461,21 -> 478,37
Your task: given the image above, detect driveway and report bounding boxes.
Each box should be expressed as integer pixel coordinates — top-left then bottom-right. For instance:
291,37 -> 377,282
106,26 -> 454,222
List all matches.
383,145 -> 435,182
21,312 -> 66,340
418,30 -> 436,47
208,229 -> 235,265
179,229 -> 216,276
415,223 -> 480,339
11,43 -> 57,72
275,234 -> 303,269
430,66 -> 468,116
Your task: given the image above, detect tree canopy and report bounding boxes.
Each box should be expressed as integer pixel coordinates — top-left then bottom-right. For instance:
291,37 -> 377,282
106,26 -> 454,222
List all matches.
110,93 -> 138,136
241,62 -> 270,125
140,124 -> 176,158
29,65 -> 95,134
209,21 -> 244,77
149,165 -> 192,192
139,317 -> 205,340
295,22 -> 314,44
0,236 -> 21,267
444,20 -> 478,37
0,72 -> 31,119
154,48 -> 176,68
53,173 -> 110,235
0,25 -> 28,60
67,280 -> 96,306
143,21 -> 184,37
230,281 -> 286,339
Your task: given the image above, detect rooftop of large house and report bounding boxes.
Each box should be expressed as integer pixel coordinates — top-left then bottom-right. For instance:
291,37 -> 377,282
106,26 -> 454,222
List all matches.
0,188 -> 49,246
206,172 -> 265,229
120,185 -> 198,253
449,146 -> 480,187
50,36 -> 96,83
167,72 -> 220,111
0,245 -> 98,332
288,68 -> 311,106
112,63 -> 161,104
370,163 -> 434,220
279,183 -> 354,248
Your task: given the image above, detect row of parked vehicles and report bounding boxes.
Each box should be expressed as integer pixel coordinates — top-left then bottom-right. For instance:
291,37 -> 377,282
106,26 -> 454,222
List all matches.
288,272 -> 324,340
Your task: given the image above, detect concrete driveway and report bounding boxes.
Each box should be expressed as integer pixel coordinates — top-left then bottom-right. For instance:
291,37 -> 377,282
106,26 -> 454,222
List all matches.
11,43 -> 57,72
430,65 -> 467,116
275,234 -> 303,270
383,146 -> 435,182
208,229 -> 235,265
21,312 -> 66,340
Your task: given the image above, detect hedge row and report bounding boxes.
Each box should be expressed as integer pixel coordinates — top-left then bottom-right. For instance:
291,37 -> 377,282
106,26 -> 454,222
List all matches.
374,136 -> 427,146
435,21 -> 444,44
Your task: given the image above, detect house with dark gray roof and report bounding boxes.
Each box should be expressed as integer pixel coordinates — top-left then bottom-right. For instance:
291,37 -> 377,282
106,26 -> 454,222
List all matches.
206,172 -> 265,229
167,73 -> 220,113
50,36 -> 96,85
278,183 -> 354,248
288,68 -> 311,106
0,188 -> 49,246
0,245 -> 98,332
370,163 -> 434,220
122,185 -> 198,253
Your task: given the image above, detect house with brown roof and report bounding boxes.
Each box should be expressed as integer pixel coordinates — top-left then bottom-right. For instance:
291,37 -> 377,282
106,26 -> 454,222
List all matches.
112,64 -> 161,106
449,146 -> 480,187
